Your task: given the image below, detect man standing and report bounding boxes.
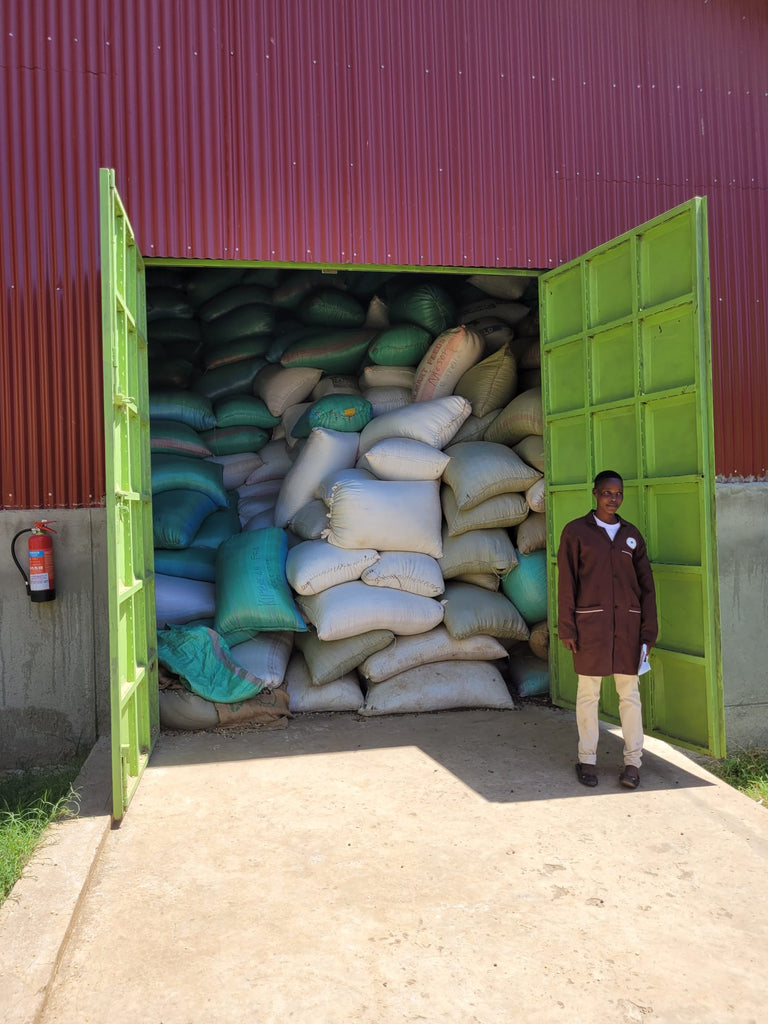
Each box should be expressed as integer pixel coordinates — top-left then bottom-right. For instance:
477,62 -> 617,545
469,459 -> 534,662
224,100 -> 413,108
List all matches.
557,471 -> 658,789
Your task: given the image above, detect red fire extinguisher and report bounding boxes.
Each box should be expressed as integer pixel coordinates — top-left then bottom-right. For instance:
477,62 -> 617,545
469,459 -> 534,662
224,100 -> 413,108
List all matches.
12,520 -> 56,602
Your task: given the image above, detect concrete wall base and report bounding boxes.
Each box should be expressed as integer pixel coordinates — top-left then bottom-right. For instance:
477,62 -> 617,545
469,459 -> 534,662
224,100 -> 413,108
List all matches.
0,510 -> 109,769
716,481 -> 768,752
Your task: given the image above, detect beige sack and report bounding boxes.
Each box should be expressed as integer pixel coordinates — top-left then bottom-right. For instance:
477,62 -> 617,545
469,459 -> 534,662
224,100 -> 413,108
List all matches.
358,395 -> 471,456
296,629 -> 394,686
525,477 -> 546,513
254,364 -> 324,417
359,626 -> 507,682
528,620 -> 549,661
442,440 -> 542,510
466,274 -> 533,301
412,326 -> 484,402
453,343 -> 518,419
516,511 -> 547,554
513,434 -> 546,472
483,388 -> 543,446
439,528 -> 518,579
359,660 -> 514,715
442,485 -> 528,537
358,437 -> 450,481
442,582 -> 530,642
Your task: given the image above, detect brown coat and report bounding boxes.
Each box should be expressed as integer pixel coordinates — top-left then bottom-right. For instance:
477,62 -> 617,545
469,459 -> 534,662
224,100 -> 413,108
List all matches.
557,512 -> 658,677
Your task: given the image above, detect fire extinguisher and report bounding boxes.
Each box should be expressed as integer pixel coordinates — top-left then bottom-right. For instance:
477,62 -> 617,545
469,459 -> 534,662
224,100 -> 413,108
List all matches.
12,520 -> 56,602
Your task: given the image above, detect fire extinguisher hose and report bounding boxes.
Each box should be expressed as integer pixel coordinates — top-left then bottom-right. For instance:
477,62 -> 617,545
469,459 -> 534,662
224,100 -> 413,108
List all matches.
11,528 -> 33,595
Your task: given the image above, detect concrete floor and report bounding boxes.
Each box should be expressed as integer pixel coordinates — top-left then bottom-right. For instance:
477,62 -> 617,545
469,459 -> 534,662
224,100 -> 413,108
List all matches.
4,706 -> 768,1024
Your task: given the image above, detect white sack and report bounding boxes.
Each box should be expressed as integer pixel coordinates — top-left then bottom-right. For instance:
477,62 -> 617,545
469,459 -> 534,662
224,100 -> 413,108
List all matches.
286,540 -> 379,596
362,386 -> 413,417
274,427 -> 359,529
441,485 -> 528,537
316,468 -> 374,505
155,574 -> 216,628
290,499 -> 330,540
296,629 -> 394,686
359,626 -> 508,682
296,582 -> 444,641
207,452 -> 263,490
228,631 -> 294,688
359,365 -> 416,390
311,374 -> 361,399
357,437 -> 450,481
244,439 -> 293,484
525,477 -> 546,513
361,551 -> 445,598
442,582 -> 529,642
359,660 -> 514,715
323,478 -> 443,558
283,653 -> 364,712
253,365 -> 323,417
357,395 -> 471,456
443,441 -> 542,509
439,528 -> 518,578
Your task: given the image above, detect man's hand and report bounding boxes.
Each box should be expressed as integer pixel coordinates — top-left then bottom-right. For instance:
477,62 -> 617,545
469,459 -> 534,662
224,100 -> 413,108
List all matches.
561,637 -> 578,653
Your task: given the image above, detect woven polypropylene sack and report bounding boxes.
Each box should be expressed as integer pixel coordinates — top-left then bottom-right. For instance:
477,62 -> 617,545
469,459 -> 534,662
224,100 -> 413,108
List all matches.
443,441 -> 542,510
254,365 -> 324,417
290,499 -> 330,540
358,365 -> 416,390
527,620 -> 549,662
439,528 -> 518,579
501,549 -> 548,625
200,425 -> 270,457
189,505 -> 241,549
296,289 -> 366,328
274,428 -> 359,529
280,328 -> 377,374
311,374 -> 361,399
362,386 -> 413,417
441,485 -> 528,537
295,629 -> 394,686
153,490 -> 219,550
483,388 -> 544,446
283,653 -> 364,712
293,394 -> 372,437
215,529 -> 307,644
207,452 -> 264,490
442,582 -> 529,642
513,434 -> 545,473
214,395 -> 281,429
359,660 -> 513,715
150,390 -> 216,431
199,284 -> 273,322
296,581 -> 444,642
357,437 -> 450,481
146,286 -> 195,321
359,626 -> 507,683
200,304 -> 275,344
516,511 -> 546,554
286,540 -> 379,596
228,631 -> 294,688
357,395 -> 471,456
453,572 -> 501,591
466,274 -> 533,301
525,477 -> 546,513
507,654 -> 550,697
453,344 -> 518,419
151,454 -> 228,508
412,325 -> 484,403
367,325 -> 432,366
193,359 -> 267,403
323,478 -> 443,558
361,551 -> 444,598
155,574 -> 216,628
154,547 -> 218,583
451,411 -> 500,444
459,298 -> 530,328
150,421 -> 212,458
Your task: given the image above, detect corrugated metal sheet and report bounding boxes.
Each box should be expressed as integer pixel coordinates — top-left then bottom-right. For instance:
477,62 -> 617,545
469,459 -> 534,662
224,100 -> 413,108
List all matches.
1,0 -> 766,508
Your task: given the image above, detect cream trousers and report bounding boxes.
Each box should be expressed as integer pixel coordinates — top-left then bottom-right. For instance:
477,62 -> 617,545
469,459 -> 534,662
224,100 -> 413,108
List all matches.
576,673 -> 643,768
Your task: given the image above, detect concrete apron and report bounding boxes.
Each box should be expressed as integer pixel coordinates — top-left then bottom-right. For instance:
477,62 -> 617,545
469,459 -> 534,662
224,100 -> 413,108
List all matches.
4,707 -> 768,1024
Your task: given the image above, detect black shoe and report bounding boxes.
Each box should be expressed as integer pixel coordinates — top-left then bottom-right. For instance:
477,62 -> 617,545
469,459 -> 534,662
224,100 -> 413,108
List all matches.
575,763 -> 598,787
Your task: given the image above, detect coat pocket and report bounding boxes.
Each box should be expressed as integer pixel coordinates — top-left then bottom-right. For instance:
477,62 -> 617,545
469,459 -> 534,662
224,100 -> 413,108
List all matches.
574,606 -> 605,648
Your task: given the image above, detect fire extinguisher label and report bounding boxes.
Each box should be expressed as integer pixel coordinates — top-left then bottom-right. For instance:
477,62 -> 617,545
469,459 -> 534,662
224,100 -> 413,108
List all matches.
29,548 -> 54,591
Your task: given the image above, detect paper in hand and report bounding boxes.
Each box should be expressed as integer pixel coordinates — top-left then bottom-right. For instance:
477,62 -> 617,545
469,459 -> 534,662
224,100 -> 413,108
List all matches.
637,643 -> 651,676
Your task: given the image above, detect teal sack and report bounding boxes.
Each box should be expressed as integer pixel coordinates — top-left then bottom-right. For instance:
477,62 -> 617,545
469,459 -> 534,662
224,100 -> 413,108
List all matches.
501,548 -> 548,624
151,454 -> 228,508
150,421 -> 212,458
199,284 -> 273,321
154,547 -> 218,583
292,394 -> 372,438
157,625 -> 265,703
214,395 -> 281,429
201,304 -> 275,344
215,529 -> 307,644
389,283 -> 455,335
200,425 -> 269,456
192,358 -> 267,402
191,505 -> 242,549
204,336 -> 272,371
153,490 -> 219,549
186,268 -> 243,307
150,390 -> 216,430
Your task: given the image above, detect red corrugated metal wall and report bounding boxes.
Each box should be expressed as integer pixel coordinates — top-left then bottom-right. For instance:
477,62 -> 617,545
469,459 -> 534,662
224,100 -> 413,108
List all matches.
1,0 -> 766,507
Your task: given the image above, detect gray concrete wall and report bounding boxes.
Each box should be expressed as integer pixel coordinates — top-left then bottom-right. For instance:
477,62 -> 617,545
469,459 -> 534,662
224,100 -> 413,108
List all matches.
716,481 -> 768,752
0,509 -> 110,768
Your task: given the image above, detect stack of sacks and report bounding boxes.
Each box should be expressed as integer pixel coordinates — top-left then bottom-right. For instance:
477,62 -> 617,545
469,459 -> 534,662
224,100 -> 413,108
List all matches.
145,265 -> 548,717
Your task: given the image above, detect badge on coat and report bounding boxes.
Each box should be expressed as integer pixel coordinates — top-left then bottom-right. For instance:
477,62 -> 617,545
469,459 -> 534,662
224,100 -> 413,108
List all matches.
626,537 -> 637,549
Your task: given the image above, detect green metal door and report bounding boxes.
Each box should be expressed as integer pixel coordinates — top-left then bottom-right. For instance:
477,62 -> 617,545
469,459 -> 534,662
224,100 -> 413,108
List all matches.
100,168 -> 159,821
541,198 -> 725,757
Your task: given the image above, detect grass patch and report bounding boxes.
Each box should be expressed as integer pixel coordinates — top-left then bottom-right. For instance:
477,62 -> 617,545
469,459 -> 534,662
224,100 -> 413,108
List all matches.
707,749 -> 768,806
0,761 -> 84,905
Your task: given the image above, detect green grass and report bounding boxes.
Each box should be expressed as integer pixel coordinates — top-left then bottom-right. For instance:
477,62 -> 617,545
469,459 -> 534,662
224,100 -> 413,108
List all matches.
0,762 -> 84,905
707,749 -> 768,806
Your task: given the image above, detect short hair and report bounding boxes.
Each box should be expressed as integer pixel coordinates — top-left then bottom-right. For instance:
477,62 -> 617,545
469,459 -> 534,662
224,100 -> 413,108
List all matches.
593,470 -> 623,488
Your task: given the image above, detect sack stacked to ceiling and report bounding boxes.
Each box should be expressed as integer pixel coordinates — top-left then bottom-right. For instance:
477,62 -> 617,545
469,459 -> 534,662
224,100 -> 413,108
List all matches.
147,267 -> 548,724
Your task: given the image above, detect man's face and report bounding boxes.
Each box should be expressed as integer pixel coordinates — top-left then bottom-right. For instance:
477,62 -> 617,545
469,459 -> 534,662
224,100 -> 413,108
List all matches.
593,477 -> 623,520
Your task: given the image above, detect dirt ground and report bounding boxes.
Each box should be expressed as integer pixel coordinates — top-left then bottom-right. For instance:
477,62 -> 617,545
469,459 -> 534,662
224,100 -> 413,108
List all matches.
5,705 -> 768,1024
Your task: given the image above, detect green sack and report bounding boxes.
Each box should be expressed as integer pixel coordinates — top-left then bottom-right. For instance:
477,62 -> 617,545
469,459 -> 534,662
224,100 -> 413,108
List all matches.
199,284 -> 273,321
200,425 -> 270,456
192,358 -> 267,401
214,395 -> 281,429
201,304 -> 275,344
146,286 -> 195,321
154,547 -> 218,583
151,454 -> 229,508
215,529 -> 307,644
150,421 -> 212,458
242,267 -> 283,288
153,490 -> 219,549
185,268 -> 244,307
280,328 -> 377,374
148,317 -> 202,344
149,358 -> 196,389
150,390 -> 216,430
204,335 -> 273,370
297,289 -> 366,327
272,269 -> 324,310
190,505 -> 242,549
389,283 -> 455,335
367,325 -> 432,366
157,625 -> 265,703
